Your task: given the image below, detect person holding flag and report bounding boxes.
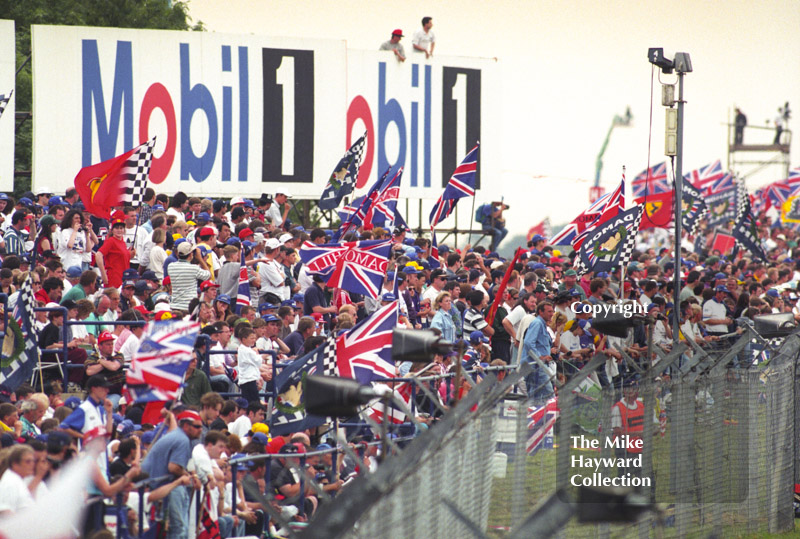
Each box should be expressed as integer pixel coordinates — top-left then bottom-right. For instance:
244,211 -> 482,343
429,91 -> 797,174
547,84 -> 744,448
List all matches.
96,217 -> 133,288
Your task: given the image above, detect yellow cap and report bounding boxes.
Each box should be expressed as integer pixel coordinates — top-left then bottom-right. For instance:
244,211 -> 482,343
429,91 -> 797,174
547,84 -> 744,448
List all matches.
172,233 -> 183,241
251,422 -> 270,435
553,250 -> 561,257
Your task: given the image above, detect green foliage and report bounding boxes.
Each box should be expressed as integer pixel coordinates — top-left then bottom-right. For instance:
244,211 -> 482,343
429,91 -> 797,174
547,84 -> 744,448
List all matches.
1,0 -> 204,196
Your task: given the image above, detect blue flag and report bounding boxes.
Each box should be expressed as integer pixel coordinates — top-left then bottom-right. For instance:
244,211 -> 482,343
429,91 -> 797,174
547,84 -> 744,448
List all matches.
0,274 -> 39,389
270,335 -> 337,436
319,133 -> 367,210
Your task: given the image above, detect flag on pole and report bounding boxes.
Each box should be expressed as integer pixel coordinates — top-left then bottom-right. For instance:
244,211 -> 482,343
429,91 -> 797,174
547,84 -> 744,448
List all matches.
125,319 -> 200,402
332,301 -> 398,383
572,175 -> 626,249
485,247 -> 524,325
365,167 -> 403,229
681,181 -> 708,235
526,218 -> 552,243
548,195 -> 608,246
366,380 -> 413,424
235,247 -> 250,314
635,191 -> 674,230
73,137 -> 156,218
319,132 -> 367,210
759,168 -> 800,211
574,205 -> 643,275
429,143 -> 479,227
334,166 -> 392,241
705,177 -> 746,227
0,90 -> 12,120
527,397 -> 559,455
0,274 -> 40,388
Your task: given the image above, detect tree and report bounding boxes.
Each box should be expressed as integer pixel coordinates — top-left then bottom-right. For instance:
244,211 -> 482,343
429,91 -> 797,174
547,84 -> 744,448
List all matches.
0,0 -> 204,197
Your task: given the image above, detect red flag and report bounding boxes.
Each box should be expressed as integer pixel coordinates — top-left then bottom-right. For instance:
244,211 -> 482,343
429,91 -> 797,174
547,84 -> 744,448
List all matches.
526,218 -> 551,243
635,192 -> 674,229
485,247 -> 524,325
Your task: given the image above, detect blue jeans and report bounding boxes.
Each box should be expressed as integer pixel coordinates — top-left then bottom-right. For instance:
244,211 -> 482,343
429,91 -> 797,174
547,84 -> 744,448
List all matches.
524,362 -> 554,404
218,514 -> 245,538
482,223 -> 508,250
166,486 -> 190,539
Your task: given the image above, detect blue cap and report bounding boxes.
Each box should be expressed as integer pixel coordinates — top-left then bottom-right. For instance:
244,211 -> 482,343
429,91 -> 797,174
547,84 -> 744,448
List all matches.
231,453 -> 256,469
197,212 -> 211,222
262,314 -> 280,323
531,234 -> 546,243
316,443 -> 333,451
251,432 -> 269,444
116,419 -> 141,437
112,413 -> 124,425
234,397 -> 249,409
766,289 -> 780,298
18,197 -> 33,206
173,238 -> 187,247
259,303 -> 277,313
244,199 -> 255,208
715,285 -> 729,293
49,195 -> 67,206
418,260 -> 430,270
402,266 -> 420,274
281,300 -> 297,308
226,237 -> 241,246
216,293 -> 231,304
646,303 -> 660,312
153,204 -> 165,211
386,271 -> 395,282
141,431 -> 156,445
63,396 -> 81,410
0,193 -> 8,201
595,271 -> 609,279
66,266 -> 83,278
531,262 -> 546,270
714,272 -> 727,280
292,293 -> 305,302
381,293 -> 397,302
569,288 -> 582,297
242,240 -> 256,248
469,330 -> 489,343
438,244 -> 450,254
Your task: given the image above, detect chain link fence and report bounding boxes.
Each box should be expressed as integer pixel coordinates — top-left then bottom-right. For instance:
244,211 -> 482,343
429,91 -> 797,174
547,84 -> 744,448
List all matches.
304,329 -> 800,538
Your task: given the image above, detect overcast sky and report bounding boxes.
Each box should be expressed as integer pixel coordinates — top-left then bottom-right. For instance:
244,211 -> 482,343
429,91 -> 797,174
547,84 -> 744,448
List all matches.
189,0 -> 800,240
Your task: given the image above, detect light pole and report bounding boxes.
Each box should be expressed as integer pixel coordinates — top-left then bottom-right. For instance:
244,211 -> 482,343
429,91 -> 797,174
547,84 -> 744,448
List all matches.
648,48 -> 692,346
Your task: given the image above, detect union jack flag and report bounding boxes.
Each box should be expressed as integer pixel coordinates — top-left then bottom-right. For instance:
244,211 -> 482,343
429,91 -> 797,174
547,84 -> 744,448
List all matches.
572,175 -> 626,249
335,166 -> 392,240
0,90 -> 12,120
338,195 -> 365,225
235,247 -> 250,314
549,194 -> 608,246
365,168 -> 403,229
0,274 -> 39,388
367,380 -> 413,424
299,239 -> 392,299
334,301 -> 398,383
705,172 -> 735,196
631,161 -> 670,197
574,205 -> 642,275
684,159 -> 725,194
759,167 -> 800,211
429,143 -> 479,227
527,397 -> 559,455
126,319 -> 200,402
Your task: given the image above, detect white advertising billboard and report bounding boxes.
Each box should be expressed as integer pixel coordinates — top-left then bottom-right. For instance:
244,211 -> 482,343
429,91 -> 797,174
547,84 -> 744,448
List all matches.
31,25 -> 498,204
0,20 -> 14,192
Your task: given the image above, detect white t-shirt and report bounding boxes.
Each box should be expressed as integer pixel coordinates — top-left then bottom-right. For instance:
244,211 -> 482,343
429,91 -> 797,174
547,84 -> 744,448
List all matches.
228,415 -> 253,439
702,299 -> 728,333
237,345 -> 262,385
0,469 -> 35,513
58,228 -> 87,270
505,305 -> 529,336
412,29 -> 435,52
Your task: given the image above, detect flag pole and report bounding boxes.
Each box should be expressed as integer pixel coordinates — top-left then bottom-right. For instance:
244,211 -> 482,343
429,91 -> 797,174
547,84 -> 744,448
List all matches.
618,166 -> 627,301
467,194 -> 477,246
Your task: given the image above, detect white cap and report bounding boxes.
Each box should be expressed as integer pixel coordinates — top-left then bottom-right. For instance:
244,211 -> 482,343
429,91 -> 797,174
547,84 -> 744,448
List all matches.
265,238 -> 281,250
230,196 -> 245,205
154,302 -> 170,313
276,190 -> 292,198
36,186 -> 53,196
45,302 -> 61,309
279,233 -> 293,244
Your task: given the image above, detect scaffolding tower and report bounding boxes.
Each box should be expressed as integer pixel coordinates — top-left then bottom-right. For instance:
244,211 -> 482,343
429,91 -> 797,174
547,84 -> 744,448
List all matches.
727,109 -> 791,181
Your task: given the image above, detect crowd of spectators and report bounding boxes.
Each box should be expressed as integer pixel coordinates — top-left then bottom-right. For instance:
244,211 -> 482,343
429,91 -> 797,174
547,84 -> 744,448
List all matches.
0,181 -> 798,535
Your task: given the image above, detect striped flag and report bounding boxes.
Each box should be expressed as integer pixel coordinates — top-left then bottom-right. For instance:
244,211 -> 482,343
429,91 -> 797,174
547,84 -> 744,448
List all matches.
367,381 -> 413,424
0,274 -> 40,388
429,143 -> 479,228
572,175 -> 626,249
527,397 -> 559,455
684,159 -> 725,194
235,247 -> 250,314
631,162 -> 669,197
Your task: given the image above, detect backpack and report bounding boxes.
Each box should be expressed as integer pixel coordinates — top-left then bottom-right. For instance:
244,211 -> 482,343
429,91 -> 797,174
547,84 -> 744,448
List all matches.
475,204 -> 493,225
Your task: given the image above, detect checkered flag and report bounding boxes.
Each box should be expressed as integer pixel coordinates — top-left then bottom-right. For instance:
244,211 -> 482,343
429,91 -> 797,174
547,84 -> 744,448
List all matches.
321,333 -> 339,376
0,90 -> 12,121
681,181 -> 708,236
121,137 -> 156,207
574,205 -> 643,275
733,197 -> 767,260
0,273 -> 40,387
318,132 -> 367,210
734,176 -> 748,223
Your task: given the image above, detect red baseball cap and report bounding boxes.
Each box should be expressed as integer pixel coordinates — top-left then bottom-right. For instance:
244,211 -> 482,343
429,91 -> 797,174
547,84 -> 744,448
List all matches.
198,226 -> 216,237
98,331 -> 115,343
238,227 -> 254,240
200,280 -> 220,291
392,29 -> 404,37
133,305 -> 152,316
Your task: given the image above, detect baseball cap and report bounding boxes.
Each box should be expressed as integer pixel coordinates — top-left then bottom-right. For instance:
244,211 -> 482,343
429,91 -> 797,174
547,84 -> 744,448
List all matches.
141,431 -> 157,445
251,432 -> 269,444
251,422 -> 270,435
216,294 -> 231,305
98,331 -> 115,343
766,289 -> 780,298
292,293 -> 305,303
715,285 -> 729,293
238,228 -> 254,240
63,396 -> 82,410
116,419 -> 142,437
262,314 -> 281,323
564,269 -> 578,277
197,212 -> 211,222
177,410 -> 202,424
279,233 -> 293,244
230,196 -> 245,206
141,270 -> 158,282
177,242 -> 194,256
259,303 -> 277,314
281,300 -> 297,308
133,305 -> 153,317
381,293 -> 397,302
469,330 -> 489,343
66,266 -> 83,278
200,280 -> 220,291
391,28 -> 404,37
123,280 -> 136,288
265,238 -> 281,250
86,374 -> 112,389
531,234 -> 546,243
714,272 -> 727,280
134,280 -> 152,294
